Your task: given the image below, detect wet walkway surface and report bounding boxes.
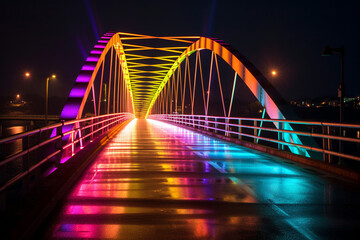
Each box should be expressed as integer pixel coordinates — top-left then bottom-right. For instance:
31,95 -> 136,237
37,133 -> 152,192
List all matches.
44,119 -> 360,239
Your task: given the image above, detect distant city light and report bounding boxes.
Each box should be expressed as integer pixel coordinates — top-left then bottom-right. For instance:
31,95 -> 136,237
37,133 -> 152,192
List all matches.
25,72 -> 30,77
271,70 -> 277,76
16,94 -> 20,99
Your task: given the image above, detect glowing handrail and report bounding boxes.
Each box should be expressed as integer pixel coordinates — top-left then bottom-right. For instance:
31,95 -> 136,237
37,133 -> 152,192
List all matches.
0,113 -> 134,195
150,114 -> 360,162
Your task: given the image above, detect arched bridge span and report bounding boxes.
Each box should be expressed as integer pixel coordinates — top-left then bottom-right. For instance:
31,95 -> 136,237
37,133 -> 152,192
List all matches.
59,32 -> 309,156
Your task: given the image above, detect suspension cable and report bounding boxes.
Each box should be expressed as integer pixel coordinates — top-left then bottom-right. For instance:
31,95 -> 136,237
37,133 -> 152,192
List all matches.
113,50 -> 118,113
198,51 -> 206,114
107,47 -> 114,114
214,54 -> 227,117
206,52 -> 214,116
191,51 -> 199,115
98,58 -> 105,115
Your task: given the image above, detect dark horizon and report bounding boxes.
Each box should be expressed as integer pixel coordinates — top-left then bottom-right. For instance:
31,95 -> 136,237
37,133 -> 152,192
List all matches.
1,0 -> 360,103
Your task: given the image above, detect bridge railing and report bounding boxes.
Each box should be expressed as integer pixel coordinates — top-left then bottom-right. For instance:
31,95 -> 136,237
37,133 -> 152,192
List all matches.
150,114 -> 360,163
0,113 -> 133,209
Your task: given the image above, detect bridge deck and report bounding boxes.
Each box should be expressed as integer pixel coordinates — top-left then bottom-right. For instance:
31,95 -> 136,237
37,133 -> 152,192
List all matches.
45,119 -> 360,239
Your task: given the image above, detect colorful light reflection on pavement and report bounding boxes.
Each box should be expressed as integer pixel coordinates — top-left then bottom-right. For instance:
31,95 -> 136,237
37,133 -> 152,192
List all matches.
47,119 -> 360,239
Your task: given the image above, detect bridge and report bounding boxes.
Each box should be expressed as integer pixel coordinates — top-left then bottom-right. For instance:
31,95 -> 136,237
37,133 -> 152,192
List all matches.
1,32 -> 360,239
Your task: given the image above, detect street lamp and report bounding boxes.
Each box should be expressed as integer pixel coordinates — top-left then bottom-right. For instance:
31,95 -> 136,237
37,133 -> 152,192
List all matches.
271,70 -> 277,76
45,74 -> 56,124
322,46 -> 345,164
321,46 -> 345,123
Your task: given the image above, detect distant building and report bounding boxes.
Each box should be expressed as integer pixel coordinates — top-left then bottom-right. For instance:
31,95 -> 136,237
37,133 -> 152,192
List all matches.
290,96 -> 360,109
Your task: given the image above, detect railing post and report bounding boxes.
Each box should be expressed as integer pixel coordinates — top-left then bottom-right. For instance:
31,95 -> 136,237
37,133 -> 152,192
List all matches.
0,189 -> 5,212
55,120 -> 64,168
101,116 -> 104,134
238,119 -> 242,140
322,125 -> 327,162
91,118 -> 94,142
225,118 -> 228,137
278,122 -> 284,150
71,131 -> 75,156
0,163 -> 6,211
22,135 -> 30,195
215,118 -> 217,133
78,124 -> 83,149
327,126 -> 332,164
339,127 -> 345,165
253,120 -> 258,143
94,117 -> 98,138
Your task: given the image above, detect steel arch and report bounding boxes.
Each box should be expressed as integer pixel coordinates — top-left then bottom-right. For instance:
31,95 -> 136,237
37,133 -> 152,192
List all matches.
148,37 -> 310,157
59,33 -> 309,157
59,32 -> 133,122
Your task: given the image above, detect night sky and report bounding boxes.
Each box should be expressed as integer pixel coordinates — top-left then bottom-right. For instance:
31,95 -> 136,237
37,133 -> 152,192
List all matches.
1,0 -> 359,102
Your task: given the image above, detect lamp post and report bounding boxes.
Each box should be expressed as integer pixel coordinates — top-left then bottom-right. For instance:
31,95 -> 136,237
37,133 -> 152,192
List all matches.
321,46 -> 345,123
45,74 -> 56,124
322,46 -> 344,164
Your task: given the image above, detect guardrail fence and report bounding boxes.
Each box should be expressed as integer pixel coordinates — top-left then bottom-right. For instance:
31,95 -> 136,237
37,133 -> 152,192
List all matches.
0,113 -> 133,210
150,114 -> 360,164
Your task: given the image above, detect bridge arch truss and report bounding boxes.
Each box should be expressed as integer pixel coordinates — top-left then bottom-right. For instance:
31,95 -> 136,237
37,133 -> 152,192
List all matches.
59,32 -> 310,157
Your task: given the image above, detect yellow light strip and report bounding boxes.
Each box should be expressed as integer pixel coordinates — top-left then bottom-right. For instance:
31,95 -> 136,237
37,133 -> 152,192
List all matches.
126,63 -> 173,70
126,57 -> 176,63
118,32 -> 200,43
115,32 -> 200,118
129,76 -> 164,80
128,69 -> 168,74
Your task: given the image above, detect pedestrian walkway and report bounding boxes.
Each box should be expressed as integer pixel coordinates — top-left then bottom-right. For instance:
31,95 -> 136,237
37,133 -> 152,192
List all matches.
44,119 -> 360,239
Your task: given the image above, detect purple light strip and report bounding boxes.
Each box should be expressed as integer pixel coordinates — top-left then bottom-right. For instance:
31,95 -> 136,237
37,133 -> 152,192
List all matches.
86,56 -> 100,62
75,73 -> 92,83
81,65 -> 96,71
60,104 -> 81,119
69,87 -> 87,98
94,44 -> 106,49
90,50 -> 103,54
